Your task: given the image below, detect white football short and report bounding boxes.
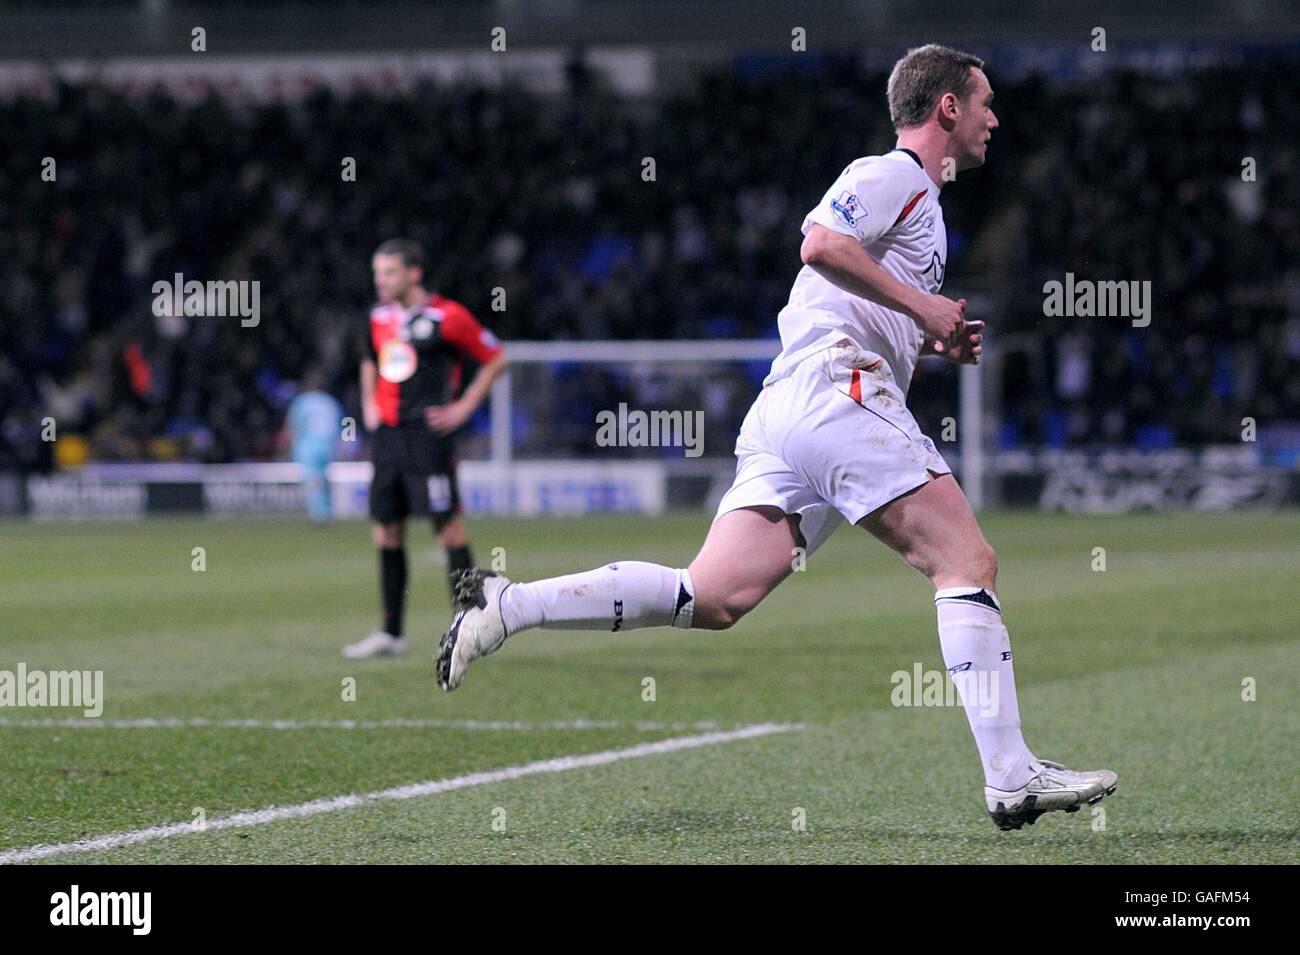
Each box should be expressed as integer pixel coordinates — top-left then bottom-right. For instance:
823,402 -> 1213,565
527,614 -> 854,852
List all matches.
714,341 -> 951,555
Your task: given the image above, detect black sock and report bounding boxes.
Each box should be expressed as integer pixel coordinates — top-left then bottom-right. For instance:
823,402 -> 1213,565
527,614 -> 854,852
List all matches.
380,547 -> 407,637
446,544 -> 473,600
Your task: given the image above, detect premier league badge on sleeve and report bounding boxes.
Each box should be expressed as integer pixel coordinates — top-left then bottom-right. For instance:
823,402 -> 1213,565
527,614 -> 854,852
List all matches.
830,191 -> 863,227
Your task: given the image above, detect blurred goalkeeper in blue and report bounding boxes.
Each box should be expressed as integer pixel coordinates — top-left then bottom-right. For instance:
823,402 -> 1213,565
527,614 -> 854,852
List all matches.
284,369 -> 345,523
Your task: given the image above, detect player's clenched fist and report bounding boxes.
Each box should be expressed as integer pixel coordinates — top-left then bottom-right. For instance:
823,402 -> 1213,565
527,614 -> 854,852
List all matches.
911,293 -> 966,349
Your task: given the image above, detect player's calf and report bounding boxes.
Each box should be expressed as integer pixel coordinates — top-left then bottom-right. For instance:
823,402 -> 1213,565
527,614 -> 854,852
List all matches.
687,505 -> 801,630
688,587 -> 765,630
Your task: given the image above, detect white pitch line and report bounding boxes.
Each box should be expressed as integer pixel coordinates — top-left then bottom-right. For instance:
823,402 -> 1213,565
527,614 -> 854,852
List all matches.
0,716 -> 735,732
0,722 -> 801,864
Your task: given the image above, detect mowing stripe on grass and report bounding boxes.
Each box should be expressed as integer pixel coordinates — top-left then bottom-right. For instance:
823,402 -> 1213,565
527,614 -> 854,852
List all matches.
0,716 -> 739,732
0,722 -> 801,864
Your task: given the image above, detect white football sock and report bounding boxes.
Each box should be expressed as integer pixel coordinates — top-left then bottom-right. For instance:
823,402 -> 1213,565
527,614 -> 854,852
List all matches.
934,586 -> 1040,792
500,562 -> 695,634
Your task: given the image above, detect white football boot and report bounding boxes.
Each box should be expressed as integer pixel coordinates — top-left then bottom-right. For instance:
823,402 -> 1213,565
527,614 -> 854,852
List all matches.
985,758 -> 1118,830
341,631 -> 409,659
435,569 -> 512,691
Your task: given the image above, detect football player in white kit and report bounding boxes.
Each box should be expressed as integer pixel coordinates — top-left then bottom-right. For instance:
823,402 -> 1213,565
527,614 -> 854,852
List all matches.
436,45 -> 1117,830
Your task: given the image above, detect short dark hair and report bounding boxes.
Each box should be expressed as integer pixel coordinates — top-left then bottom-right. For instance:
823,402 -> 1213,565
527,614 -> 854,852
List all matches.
887,44 -> 985,130
373,238 -> 425,271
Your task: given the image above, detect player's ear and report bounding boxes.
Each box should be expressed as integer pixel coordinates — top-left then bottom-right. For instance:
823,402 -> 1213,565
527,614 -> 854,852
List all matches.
938,91 -> 959,125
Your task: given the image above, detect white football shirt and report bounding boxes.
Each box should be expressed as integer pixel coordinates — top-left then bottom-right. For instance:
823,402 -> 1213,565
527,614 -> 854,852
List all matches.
764,149 -> 947,396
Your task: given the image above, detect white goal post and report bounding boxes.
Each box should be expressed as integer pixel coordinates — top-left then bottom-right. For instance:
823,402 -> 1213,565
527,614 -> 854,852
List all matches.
487,339 -> 986,510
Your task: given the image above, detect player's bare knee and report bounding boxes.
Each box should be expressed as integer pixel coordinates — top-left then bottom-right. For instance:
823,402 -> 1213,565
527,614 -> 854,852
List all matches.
374,522 -> 404,549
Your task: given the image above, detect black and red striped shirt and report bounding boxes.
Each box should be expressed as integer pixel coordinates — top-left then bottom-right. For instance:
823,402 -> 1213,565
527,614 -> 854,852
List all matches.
365,294 -> 503,428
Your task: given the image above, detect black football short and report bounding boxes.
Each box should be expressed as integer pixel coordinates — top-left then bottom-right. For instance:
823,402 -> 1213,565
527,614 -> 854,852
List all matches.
368,424 -> 462,523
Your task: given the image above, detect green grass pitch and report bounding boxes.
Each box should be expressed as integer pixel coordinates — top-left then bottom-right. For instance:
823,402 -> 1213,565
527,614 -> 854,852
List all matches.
2,511 -> 1297,863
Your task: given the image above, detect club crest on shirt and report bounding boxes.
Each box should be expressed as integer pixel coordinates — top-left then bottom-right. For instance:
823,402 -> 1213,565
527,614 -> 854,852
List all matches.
411,316 -> 435,340
830,191 -> 863,227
